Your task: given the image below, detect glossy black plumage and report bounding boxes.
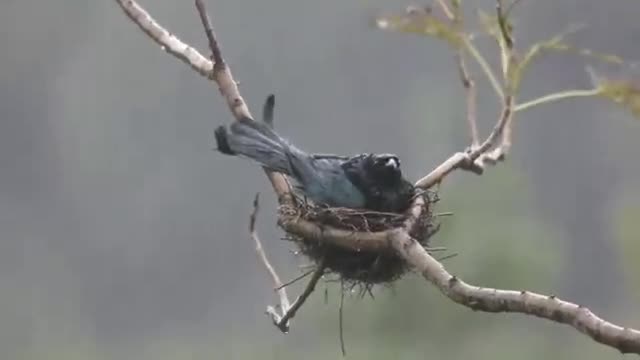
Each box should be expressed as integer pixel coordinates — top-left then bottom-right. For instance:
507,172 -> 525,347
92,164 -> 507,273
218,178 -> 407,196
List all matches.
214,96 -> 414,213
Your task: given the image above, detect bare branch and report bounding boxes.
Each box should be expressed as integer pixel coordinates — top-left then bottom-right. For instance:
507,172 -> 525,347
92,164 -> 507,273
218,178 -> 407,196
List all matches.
194,0 -> 249,120
249,193 -> 291,327
414,92 -> 513,189
276,268 -> 315,291
457,52 -> 479,147
472,93 -> 514,166
194,0 -> 223,67
389,230 -> 640,354
449,2 -> 479,148
339,279 -> 347,357
434,0 -> 454,20
515,88 -> 600,113
276,259 -> 326,332
114,0 -> 212,77
250,193 -> 326,333
414,152 -> 473,189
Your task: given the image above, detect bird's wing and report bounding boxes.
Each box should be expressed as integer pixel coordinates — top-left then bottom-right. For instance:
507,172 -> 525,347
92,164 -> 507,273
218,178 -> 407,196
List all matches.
339,153 -> 371,193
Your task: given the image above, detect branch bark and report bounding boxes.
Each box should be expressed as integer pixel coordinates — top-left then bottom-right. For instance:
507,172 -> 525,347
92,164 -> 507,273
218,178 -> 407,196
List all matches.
114,0 -> 640,353
389,229 -> 640,354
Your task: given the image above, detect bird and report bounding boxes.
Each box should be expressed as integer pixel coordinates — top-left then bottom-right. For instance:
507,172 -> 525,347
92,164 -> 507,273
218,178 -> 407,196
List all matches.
213,96 -> 415,213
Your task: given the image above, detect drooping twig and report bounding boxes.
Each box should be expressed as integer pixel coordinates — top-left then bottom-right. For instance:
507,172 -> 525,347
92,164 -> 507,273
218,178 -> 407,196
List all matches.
339,279 -> 347,357
276,268 -> 316,291
250,193 -> 327,332
276,258 -> 326,332
249,193 -> 291,327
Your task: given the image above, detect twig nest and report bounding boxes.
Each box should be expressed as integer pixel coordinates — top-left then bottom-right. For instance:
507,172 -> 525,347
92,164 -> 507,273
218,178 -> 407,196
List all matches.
281,192 -> 440,286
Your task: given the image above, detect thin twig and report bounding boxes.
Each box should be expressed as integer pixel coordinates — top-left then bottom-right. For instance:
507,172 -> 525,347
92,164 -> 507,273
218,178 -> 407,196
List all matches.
276,268 -> 317,291
191,0 -> 290,197
277,258 -> 327,332
249,193 -> 292,327
487,0 -> 517,162
415,94 -> 514,189
469,94 -> 513,160
435,253 -> 458,262
456,51 -> 479,147
464,38 -> 505,100
515,89 -> 600,113
476,94 -> 514,163
434,0 -> 454,19
435,212 -> 454,217
194,0 -> 223,69
450,0 -> 478,147
339,279 -> 347,357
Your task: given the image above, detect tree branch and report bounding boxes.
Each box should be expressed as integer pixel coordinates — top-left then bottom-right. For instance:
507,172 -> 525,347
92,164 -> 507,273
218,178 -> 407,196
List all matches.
250,193 -> 326,333
191,0 -> 291,198
249,193 -> 291,327
457,52 -> 479,147
389,229 -> 640,354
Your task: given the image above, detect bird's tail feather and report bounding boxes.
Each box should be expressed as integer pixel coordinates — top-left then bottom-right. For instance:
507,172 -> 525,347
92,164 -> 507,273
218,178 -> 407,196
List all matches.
214,117 -> 298,175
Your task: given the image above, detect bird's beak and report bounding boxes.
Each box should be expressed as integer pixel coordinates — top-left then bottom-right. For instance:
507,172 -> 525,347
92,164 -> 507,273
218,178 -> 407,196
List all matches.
385,157 -> 399,169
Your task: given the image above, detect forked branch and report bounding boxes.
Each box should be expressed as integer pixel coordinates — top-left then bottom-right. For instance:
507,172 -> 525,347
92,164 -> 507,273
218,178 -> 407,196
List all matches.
250,193 -> 326,333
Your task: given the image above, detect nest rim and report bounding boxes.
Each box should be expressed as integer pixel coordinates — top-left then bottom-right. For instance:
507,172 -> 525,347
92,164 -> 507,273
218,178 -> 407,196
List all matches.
281,191 -> 440,286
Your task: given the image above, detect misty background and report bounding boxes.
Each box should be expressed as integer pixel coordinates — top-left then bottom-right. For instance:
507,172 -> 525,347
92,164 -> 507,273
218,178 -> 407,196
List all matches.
1,0 -> 639,359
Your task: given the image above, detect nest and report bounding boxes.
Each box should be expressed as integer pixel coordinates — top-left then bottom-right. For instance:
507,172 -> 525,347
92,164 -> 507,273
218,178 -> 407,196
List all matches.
282,191 -> 440,286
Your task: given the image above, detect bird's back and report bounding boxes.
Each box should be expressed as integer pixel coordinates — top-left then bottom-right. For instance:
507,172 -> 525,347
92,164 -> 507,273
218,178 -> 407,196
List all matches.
290,155 -> 367,209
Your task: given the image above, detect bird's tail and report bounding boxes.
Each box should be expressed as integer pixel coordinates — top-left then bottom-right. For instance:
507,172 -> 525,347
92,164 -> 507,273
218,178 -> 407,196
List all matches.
214,117 -> 302,175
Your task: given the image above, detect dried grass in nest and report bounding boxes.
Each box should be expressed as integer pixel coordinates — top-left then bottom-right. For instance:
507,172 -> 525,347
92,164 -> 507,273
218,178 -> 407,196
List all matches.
282,191 -> 440,286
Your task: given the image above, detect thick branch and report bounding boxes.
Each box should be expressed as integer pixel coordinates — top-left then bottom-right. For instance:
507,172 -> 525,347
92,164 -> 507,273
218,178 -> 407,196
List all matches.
388,230 -> 640,354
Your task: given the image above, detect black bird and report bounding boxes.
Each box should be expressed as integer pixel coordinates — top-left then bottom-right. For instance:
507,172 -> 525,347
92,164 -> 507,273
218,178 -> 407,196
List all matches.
214,97 -> 414,213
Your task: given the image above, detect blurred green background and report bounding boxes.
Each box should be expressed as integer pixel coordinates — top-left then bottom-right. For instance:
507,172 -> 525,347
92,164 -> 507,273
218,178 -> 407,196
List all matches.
1,0 -> 639,359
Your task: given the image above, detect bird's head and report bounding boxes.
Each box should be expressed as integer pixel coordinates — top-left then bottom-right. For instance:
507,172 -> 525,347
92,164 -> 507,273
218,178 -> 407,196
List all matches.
366,153 -> 402,185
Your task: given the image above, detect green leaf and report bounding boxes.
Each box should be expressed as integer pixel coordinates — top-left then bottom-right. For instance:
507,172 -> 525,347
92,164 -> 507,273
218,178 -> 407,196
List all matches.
376,7 -> 462,47
596,78 -> 640,119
